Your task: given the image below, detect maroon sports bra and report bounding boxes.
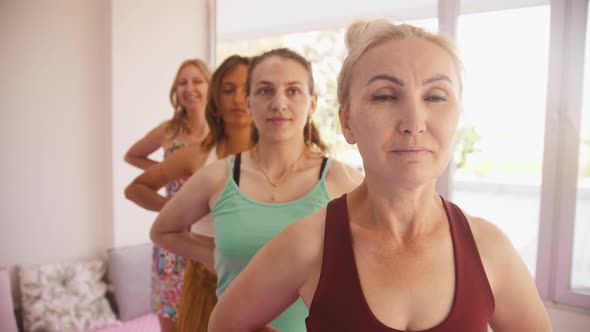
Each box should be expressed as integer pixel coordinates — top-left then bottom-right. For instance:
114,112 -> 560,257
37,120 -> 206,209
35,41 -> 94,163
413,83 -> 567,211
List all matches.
305,195 -> 495,331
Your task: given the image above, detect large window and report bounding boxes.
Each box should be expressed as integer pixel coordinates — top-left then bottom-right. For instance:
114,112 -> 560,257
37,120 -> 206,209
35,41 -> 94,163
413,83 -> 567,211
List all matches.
452,6 -> 550,275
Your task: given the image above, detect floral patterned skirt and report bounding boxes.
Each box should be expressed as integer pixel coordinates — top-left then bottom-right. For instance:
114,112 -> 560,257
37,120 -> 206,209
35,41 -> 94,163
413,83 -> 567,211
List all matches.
151,245 -> 187,320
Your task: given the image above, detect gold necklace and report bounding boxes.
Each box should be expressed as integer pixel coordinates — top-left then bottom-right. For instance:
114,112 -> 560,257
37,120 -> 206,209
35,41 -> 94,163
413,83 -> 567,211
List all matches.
253,145 -> 306,201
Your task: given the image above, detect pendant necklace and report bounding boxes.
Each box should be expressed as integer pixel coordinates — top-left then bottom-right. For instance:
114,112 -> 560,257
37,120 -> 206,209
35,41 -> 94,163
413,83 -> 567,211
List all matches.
254,145 -> 306,201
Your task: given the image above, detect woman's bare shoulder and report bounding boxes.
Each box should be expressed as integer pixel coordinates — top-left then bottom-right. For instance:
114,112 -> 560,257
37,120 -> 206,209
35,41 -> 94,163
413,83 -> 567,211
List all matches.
464,213 -> 511,253
156,120 -> 175,141
462,211 -> 523,290
324,159 -> 364,196
197,156 -> 232,180
462,211 -> 551,331
275,207 -> 328,273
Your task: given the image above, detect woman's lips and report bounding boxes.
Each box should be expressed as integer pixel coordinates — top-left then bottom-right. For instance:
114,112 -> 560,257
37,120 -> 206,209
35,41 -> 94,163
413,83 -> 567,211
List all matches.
391,147 -> 432,160
268,117 -> 290,125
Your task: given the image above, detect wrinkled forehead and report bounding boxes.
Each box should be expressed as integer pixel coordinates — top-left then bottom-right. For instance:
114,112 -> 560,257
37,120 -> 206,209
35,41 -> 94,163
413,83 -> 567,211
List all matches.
251,56 -> 310,85
351,38 -> 461,90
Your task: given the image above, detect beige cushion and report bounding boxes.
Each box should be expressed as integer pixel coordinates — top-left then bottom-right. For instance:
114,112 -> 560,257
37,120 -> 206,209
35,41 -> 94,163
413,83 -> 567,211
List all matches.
107,243 -> 152,321
19,259 -> 119,332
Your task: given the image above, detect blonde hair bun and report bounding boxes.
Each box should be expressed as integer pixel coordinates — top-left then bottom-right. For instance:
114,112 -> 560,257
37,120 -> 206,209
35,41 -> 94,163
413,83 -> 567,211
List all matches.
345,19 -> 393,52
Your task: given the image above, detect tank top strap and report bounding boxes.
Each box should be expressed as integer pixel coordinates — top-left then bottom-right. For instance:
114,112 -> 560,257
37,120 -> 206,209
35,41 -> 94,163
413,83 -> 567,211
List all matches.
318,157 -> 330,180
233,153 -> 242,185
308,195 -> 363,322
170,135 -> 180,147
170,136 -> 186,151
321,194 -> 353,271
440,198 -> 495,316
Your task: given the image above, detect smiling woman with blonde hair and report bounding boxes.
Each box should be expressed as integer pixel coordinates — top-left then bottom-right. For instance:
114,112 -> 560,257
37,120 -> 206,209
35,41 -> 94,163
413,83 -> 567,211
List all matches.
124,59 -> 211,170
207,20 -> 551,332
123,58 -> 211,332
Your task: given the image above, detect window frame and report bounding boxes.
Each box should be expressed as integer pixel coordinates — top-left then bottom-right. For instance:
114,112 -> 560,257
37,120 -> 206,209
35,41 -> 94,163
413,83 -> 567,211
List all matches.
536,0 -> 590,307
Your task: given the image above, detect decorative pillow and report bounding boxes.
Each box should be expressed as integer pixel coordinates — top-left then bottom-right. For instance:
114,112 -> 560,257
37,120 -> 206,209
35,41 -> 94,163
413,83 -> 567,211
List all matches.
0,268 -> 19,332
18,259 -> 119,332
107,243 -> 152,321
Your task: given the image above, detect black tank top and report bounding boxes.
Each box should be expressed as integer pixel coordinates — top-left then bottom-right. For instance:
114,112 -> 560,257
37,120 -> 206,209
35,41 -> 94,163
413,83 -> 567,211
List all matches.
306,195 -> 494,331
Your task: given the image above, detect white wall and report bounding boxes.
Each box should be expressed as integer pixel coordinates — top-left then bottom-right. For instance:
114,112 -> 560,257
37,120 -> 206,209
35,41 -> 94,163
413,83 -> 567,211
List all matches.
0,0 -> 113,303
111,0 -> 210,247
0,0 -> 210,306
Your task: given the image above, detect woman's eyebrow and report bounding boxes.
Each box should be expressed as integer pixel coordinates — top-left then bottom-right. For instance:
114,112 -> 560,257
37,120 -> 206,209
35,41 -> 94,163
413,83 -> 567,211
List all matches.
422,74 -> 452,85
367,74 -> 404,87
286,81 -> 303,86
366,73 -> 453,87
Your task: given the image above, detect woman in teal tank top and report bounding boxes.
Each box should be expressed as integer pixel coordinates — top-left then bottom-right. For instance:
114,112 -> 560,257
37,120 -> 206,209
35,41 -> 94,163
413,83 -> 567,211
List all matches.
151,48 -> 363,332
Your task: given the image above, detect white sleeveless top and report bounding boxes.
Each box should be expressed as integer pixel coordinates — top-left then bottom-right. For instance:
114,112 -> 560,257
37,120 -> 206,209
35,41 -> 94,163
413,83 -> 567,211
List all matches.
189,145 -> 218,238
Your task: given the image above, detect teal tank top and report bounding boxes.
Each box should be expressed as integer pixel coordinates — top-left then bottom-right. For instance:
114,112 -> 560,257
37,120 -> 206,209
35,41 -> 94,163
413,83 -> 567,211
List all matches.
213,154 -> 333,332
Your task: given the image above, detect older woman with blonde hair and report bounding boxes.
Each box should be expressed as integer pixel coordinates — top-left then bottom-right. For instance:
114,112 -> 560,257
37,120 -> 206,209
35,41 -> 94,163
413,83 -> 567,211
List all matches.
208,20 -> 552,332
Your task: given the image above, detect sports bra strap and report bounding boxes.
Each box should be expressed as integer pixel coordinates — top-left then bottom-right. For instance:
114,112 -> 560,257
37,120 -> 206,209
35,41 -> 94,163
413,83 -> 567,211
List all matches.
319,157 -> 328,179
233,153 -> 242,186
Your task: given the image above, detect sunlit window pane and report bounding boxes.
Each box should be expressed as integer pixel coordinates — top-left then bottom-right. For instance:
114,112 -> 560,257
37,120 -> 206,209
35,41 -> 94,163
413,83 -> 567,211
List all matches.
452,6 -> 550,275
572,4 -> 590,292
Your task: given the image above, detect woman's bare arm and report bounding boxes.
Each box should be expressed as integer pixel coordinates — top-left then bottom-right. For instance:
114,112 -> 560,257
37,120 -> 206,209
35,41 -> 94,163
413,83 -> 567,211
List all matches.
124,143 -> 208,211
473,217 -> 552,332
209,210 -> 325,332
150,160 -> 227,265
124,122 -> 168,170
325,159 -> 364,198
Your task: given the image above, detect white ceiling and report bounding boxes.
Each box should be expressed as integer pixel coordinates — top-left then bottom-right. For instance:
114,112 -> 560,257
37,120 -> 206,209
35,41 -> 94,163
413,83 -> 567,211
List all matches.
216,0 -> 438,41
216,0 -> 548,41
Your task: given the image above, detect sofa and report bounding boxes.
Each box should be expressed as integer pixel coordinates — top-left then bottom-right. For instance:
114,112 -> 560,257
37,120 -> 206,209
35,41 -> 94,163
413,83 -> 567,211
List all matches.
1,243 -> 159,332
